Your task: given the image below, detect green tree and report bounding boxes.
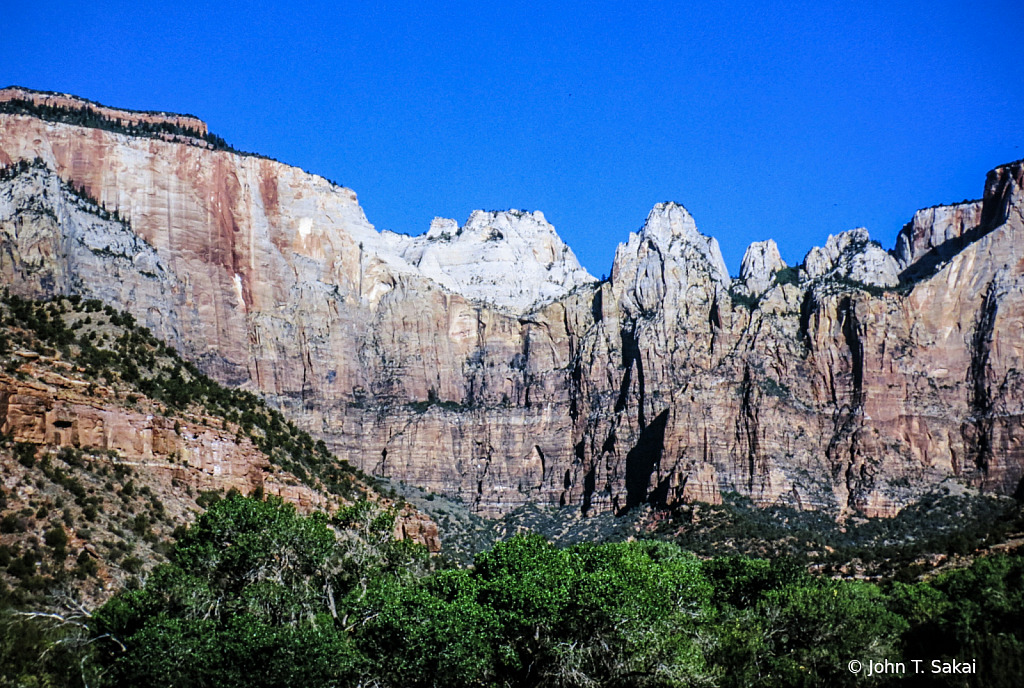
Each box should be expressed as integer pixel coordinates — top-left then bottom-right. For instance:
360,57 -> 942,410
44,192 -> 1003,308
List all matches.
470,536 -> 714,687
357,570 -> 499,687
91,495 -> 374,687
898,555 -> 1024,688
0,605 -> 99,688
715,579 -> 907,688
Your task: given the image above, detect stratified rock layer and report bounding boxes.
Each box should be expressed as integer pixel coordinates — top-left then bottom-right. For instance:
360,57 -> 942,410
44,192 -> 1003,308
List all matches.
0,334 -> 441,552
2,90 -> 1023,519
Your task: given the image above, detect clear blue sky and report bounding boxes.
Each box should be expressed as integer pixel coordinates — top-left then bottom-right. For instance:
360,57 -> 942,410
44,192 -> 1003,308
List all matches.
4,1 -> 1022,276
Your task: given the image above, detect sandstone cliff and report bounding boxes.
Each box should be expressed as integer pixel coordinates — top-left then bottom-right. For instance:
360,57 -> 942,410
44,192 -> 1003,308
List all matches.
0,86 -> 208,136
1,88 -> 1022,519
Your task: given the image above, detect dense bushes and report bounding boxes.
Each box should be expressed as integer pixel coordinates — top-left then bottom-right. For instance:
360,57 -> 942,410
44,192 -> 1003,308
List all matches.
87,498 -> 723,687
895,555 -> 1024,687
2,494 -> 1007,687
657,491 -> 1022,578
89,495 -> 421,688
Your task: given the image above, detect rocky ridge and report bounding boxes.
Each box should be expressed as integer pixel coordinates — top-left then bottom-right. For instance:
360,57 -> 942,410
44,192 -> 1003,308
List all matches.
384,210 -> 597,313
803,228 -> 900,288
895,201 -> 984,271
0,86 -> 208,136
0,293 -> 439,606
1,89 -> 1022,520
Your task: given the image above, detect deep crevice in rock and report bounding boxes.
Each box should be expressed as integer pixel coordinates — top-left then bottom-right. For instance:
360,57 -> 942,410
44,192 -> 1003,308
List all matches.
621,408 -> 669,514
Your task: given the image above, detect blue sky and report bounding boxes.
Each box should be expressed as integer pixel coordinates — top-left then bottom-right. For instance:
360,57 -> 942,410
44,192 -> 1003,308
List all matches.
4,1 -> 1022,276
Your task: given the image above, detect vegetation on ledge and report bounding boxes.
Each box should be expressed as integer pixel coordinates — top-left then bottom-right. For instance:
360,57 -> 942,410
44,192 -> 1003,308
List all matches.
0,98 -> 235,152
0,291 -> 368,498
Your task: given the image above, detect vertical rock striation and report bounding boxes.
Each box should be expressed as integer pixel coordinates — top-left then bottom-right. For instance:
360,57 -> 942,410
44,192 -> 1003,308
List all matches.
2,88 -> 1023,519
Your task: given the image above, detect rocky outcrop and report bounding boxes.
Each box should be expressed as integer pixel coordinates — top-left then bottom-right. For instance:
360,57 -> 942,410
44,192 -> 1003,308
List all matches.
0,343 -> 440,607
895,201 -> 983,270
0,86 -> 208,135
738,239 -> 786,297
0,363 -> 329,511
1,92 -> 1023,520
0,162 -> 183,331
387,210 -> 596,312
803,228 -> 900,288
613,202 -> 729,318
0,354 -> 439,550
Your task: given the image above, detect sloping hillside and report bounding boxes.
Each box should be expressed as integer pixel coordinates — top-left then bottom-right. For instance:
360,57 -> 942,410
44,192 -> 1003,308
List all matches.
0,291 -> 437,608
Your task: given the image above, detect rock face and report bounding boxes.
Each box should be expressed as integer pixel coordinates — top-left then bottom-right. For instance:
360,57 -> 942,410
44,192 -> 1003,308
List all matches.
0,162 -> 182,329
613,202 -> 729,318
895,201 -> 984,270
0,86 -> 208,135
0,353 -> 440,551
1,89 -> 1023,519
386,210 -> 596,312
803,228 -> 901,288
0,367 -> 318,508
739,239 -> 786,297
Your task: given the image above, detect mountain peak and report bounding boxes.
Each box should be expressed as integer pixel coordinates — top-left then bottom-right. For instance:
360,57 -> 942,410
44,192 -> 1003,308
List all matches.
395,209 -> 597,312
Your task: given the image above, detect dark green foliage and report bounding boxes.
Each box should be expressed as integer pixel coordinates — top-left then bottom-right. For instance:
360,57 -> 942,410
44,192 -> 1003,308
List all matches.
38,459 -> 91,506
406,391 -> 469,413
119,557 -> 143,575
653,491 -> 1020,577
895,556 -> 1024,688
1,514 -> 25,534
705,555 -> 808,608
58,446 -> 85,469
5,552 -> 37,579
707,552 -> 1024,688
90,495 -> 400,687
759,376 -> 791,399
92,500 -> 721,688
194,489 -> 222,510
0,606 -> 98,688
718,579 -> 907,688
13,442 -> 36,468
774,265 -> 800,286
2,491 -> 1018,687
357,569 -> 499,686
728,287 -> 761,310
43,526 -> 68,552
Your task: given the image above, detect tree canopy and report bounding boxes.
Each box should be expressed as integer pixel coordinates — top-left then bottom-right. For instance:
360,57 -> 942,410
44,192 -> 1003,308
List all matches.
3,493 -> 1021,687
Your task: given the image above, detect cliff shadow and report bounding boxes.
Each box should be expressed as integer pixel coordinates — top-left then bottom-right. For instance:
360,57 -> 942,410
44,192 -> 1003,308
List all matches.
899,223 -> 993,286
620,408 -> 669,514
